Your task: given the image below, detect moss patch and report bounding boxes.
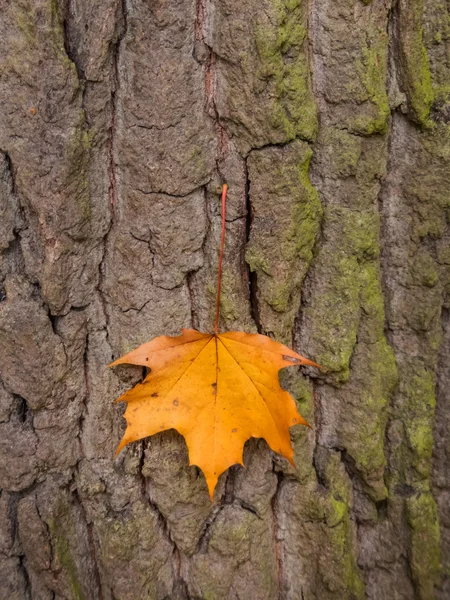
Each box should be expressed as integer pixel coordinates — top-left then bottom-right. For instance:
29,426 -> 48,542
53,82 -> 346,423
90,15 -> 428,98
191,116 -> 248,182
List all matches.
303,207 -> 381,379
255,0 -> 318,142
48,519 -> 85,600
354,36 -> 390,134
398,0 -> 434,124
318,451 -> 365,598
246,141 -> 322,343
406,492 -> 442,599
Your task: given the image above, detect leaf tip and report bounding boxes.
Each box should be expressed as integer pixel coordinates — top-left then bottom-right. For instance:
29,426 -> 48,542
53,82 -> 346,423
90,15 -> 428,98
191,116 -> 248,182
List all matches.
206,480 -> 217,502
108,357 -> 125,368
115,438 -> 128,455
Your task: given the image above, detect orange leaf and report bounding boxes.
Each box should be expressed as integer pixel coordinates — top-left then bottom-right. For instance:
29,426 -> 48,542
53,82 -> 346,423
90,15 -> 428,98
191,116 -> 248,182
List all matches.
110,328 -> 319,499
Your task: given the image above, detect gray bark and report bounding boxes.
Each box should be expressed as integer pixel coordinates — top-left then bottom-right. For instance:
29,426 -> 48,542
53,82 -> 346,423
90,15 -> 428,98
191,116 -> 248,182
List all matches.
0,0 -> 449,599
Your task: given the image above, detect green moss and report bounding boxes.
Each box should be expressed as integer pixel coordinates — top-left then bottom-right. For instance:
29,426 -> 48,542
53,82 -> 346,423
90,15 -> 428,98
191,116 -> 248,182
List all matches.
246,141 -> 322,342
409,299 -> 441,333
209,518 -> 252,554
6,3 -> 38,77
437,244 -> 450,265
357,139 -> 387,184
287,371 -> 314,417
412,251 -> 439,287
187,146 -> 208,175
322,128 -> 363,178
245,248 -> 271,275
417,47 -> 434,123
274,150 -> 322,307
415,215 -> 445,240
207,268 -> 246,328
319,452 -> 365,598
401,366 -> 437,479
305,271 -> 359,377
218,270 -> 240,322
291,149 -> 323,240
219,293 -> 239,322
320,453 -> 351,527
255,0 -> 318,142
49,0 -> 71,60
354,39 -> 390,134
16,6 -> 37,42
342,340 -> 397,498
323,524 -> 365,598
295,481 -> 327,521
325,491 -> 348,529
345,211 -> 379,259
338,260 -> 397,494
48,520 -> 85,600
359,263 -> 386,339
304,208 -> 381,379
264,281 -> 290,313
394,359 -> 436,488
406,492 -> 441,599
7,0 -> 73,84
399,1 -> 434,124
432,84 -> 450,106
305,281 -> 359,380
384,113 -> 444,581
408,417 -> 434,463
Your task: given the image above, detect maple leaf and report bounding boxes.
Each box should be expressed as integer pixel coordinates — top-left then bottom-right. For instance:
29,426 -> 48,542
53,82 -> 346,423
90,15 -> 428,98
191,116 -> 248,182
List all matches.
110,185 -> 319,499
110,329 -> 318,498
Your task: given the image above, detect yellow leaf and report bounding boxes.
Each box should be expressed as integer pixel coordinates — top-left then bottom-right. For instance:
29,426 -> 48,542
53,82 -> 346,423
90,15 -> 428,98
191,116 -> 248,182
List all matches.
110,328 -> 318,499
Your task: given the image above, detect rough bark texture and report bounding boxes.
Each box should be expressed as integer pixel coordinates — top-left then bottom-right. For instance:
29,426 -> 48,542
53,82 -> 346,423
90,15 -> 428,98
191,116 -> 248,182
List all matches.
0,0 -> 449,598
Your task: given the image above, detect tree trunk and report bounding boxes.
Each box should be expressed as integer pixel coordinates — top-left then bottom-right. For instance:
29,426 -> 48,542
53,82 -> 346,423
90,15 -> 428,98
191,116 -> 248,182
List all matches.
0,0 -> 449,598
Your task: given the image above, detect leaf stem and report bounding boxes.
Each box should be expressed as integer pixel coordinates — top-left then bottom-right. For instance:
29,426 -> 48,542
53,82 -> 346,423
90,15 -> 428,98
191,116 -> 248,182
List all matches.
214,184 -> 228,334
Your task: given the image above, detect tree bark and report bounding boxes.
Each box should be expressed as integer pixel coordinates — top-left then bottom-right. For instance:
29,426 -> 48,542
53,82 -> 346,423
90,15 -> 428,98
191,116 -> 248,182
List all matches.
0,0 -> 449,599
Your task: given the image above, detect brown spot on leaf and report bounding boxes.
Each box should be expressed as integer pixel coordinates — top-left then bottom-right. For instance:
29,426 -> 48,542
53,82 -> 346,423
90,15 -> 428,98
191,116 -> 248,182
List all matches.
173,399 -> 179,406
151,392 -> 159,397
232,428 -> 237,433
292,418 -> 297,423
